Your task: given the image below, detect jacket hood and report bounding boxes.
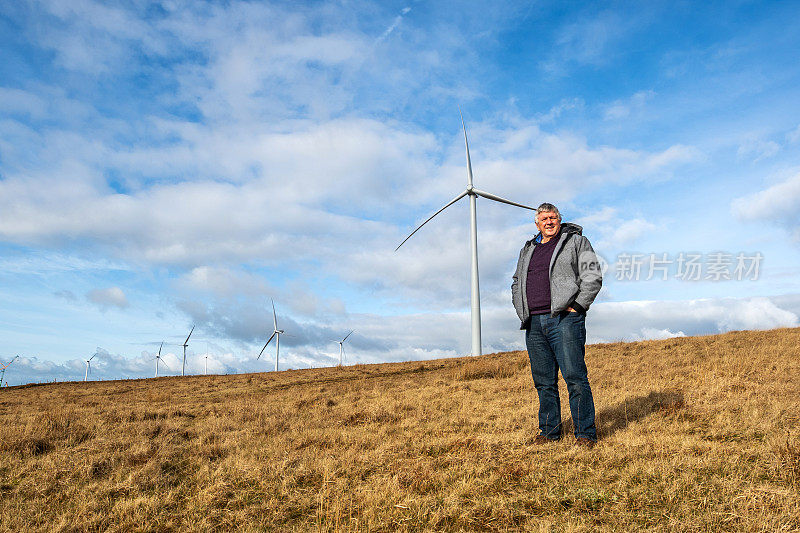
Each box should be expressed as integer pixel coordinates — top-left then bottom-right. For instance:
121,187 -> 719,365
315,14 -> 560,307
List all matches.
529,222 -> 583,244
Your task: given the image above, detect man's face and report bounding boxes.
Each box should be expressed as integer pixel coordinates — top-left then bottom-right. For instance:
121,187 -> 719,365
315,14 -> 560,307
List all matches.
536,211 -> 561,239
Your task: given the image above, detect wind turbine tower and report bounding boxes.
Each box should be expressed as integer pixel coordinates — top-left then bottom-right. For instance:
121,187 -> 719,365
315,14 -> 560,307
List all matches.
0,356 -> 20,387
336,331 -> 354,366
257,300 -> 285,372
84,352 -> 98,382
396,111 -> 536,357
182,325 -> 194,376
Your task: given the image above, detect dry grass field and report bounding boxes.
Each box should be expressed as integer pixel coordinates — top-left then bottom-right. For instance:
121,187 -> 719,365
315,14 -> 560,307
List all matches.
1,327 -> 799,532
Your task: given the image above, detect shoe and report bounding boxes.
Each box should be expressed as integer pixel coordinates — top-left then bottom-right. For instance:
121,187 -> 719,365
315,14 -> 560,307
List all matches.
575,437 -> 596,449
533,435 -> 559,445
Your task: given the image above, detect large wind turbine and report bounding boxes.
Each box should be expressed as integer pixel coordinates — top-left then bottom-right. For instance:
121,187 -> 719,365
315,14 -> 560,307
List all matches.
181,325 -> 194,376
154,342 -> 169,378
257,300 -> 285,372
0,356 -> 19,387
335,331 -> 353,366
396,112 -> 536,357
84,351 -> 99,382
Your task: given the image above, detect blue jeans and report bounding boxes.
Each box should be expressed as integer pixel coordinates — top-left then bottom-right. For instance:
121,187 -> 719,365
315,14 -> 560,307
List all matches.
525,311 -> 596,441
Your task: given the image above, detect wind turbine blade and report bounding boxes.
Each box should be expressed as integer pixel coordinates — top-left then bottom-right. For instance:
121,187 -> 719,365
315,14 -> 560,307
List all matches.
184,325 -> 195,345
272,300 -> 278,331
89,352 -> 98,361
342,330 -> 354,342
395,190 -> 468,251
258,332 -> 277,359
158,341 -> 164,356
162,360 -> 171,371
471,189 -> 537,211
459,107 -> 474,188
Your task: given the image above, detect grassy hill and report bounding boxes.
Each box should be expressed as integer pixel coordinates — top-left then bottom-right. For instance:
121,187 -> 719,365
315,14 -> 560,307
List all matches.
1,328 -> 799,531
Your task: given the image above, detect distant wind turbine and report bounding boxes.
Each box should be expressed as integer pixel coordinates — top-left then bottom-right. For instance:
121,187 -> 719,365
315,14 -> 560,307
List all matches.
204,342 -> 209,376
257,300 -> 285,372
154,342 -> 169,378
396,110 -> 536,357
0,356 -> 19,387
335,331 -> 354,366
84,351 -> 99,382
182,325 -> 194,376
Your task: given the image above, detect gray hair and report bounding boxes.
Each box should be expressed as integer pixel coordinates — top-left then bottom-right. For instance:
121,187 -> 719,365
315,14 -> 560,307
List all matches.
535,202 -> 561,222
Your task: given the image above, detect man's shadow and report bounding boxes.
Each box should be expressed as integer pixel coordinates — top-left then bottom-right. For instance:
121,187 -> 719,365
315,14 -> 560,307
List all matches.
564,390 -> 685,439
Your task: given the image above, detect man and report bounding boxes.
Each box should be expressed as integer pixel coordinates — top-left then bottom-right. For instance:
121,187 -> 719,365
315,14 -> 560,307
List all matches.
511,203 -> 603,447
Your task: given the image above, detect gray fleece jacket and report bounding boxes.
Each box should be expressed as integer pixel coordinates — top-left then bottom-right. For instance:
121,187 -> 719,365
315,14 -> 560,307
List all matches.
511,222 -> 603,329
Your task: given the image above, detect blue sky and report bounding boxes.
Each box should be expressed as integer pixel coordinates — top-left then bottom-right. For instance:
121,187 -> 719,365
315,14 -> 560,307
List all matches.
2,0 -> 800,385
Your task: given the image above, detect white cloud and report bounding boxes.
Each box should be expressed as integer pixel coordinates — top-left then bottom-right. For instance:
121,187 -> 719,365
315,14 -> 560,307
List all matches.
636,328 -> 686,340
31,0 -> 168,73
587,296 -> 798,343
0,110 -> 697,291
736,138 -> 780,162
539,8 -> 655,75
2,347 -> 233,386
178,267 -> 275,299
732,172 -> 800,241
546,12 -> 621,69
603,90 -> 655,120
536,98 -> 585,123
575,207 -> 658,249
574,206 -> 617,226
86,287 -> 129,310
787,124 -> 800,144
0,88 -> 49,120
377,6 -> 412,43
604,218 -> 658,247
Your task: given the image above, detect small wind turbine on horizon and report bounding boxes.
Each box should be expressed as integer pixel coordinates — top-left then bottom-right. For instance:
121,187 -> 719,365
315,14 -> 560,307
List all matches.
204,342 -> 209,375
257,300 -> 285,372
182,325 -> 194,376
154,342 -> 170,378
84,351 -> 99,382
396,110 -> 536,357
334,331 -> 354,366
0,356 -> 19,387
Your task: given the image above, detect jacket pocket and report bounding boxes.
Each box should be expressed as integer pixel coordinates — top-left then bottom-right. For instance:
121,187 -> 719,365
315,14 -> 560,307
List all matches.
550,276 -> 579,313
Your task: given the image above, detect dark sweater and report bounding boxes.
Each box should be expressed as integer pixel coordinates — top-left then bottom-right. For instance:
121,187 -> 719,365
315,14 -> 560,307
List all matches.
526,231 -> 561,315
